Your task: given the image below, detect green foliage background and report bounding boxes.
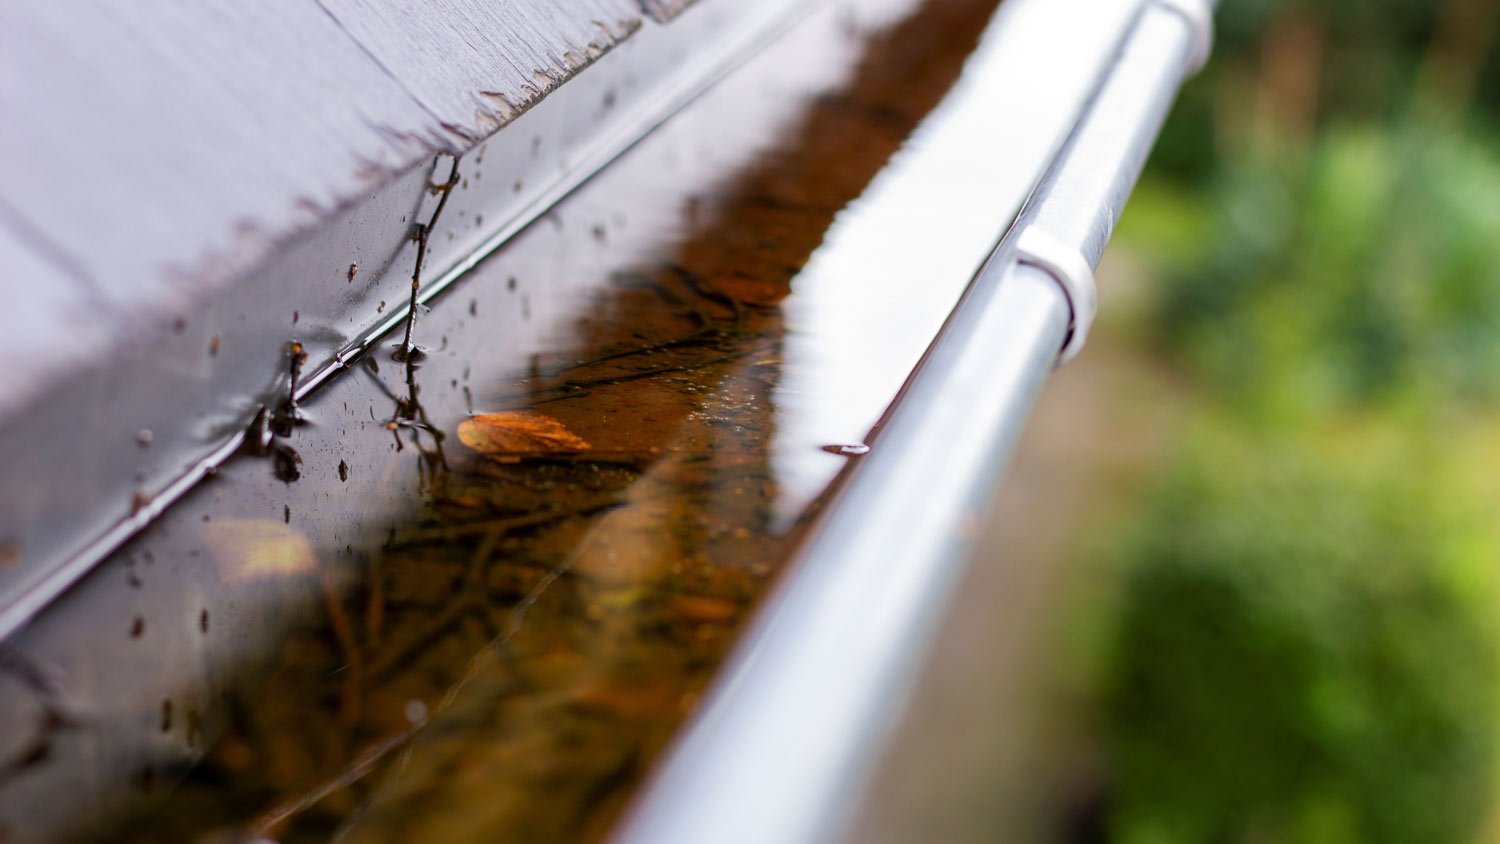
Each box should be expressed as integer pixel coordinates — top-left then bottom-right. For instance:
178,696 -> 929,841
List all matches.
1092,1 -> 1500,841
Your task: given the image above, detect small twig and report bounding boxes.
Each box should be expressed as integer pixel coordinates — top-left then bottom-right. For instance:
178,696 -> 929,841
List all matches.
273,341 -> 309,437
397,155 -> 461,362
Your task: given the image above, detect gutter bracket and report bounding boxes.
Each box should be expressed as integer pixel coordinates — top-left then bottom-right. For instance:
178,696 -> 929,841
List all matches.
1013,226 -> 1097,365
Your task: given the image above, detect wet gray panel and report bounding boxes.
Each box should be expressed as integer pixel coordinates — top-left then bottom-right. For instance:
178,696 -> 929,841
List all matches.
0,0 -> 445,319
0,219 -> 114,417
0,0 -> 809,639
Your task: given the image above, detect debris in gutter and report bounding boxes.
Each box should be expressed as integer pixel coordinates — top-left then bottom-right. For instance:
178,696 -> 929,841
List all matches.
396,154 -> 461,363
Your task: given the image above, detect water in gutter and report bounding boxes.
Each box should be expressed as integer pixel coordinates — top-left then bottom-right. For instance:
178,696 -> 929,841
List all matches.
0,0 -> 1135,840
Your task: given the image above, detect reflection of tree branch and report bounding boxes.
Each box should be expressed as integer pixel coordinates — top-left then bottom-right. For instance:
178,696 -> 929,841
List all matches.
251,726 -> 418,837
557,349 -> 760,389
0,646 -> 76,787
387,357 -> 448,475
491,343 -> 775,407
369,498 -> 626,684
367,535 -> 494,683
500,269 -> 728,387
553,329 -> 728,375
394,497 -> 626,544
320,568 -> 364,727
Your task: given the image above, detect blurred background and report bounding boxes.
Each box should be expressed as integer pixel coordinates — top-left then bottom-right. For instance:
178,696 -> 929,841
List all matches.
857,2 -> 1500,842
1083,0 -> 1500,841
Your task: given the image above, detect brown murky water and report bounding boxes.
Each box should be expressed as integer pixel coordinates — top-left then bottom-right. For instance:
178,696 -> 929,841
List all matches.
0,0 -> 1034,840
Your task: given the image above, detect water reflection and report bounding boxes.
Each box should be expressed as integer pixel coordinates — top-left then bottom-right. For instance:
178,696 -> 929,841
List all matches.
0,0 -> 1051,840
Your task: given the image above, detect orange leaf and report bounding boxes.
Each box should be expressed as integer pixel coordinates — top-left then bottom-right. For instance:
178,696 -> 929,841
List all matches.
458,411 -> 590,455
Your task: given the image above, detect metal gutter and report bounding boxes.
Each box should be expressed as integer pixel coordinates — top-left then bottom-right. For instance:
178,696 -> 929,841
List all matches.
613,1 -> 1215,841
1,1 -> 1132,834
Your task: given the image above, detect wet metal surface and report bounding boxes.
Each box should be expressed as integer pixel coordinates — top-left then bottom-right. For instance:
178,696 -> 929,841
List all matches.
0,0 -> 1130,840
0,0 -> 807,637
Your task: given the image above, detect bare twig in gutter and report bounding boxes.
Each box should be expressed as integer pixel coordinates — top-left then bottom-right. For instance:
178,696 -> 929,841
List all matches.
273,341 -> 309,437
383,356 -> 448,472
396,154 -> 461,363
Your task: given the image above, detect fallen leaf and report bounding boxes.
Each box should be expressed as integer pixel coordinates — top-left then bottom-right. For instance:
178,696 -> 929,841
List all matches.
458,411 -> 590,455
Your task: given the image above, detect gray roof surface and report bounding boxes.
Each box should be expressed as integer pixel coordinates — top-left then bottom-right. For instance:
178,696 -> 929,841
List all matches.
0,0 -> 815,636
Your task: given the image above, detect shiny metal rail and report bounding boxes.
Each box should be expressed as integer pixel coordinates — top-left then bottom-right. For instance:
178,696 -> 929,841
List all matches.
613,1 -> 1215,842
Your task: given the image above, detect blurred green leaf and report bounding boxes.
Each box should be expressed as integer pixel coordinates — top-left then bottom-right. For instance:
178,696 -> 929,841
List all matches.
1148,125 -> 1500,416
1104,422 -> 1499,844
